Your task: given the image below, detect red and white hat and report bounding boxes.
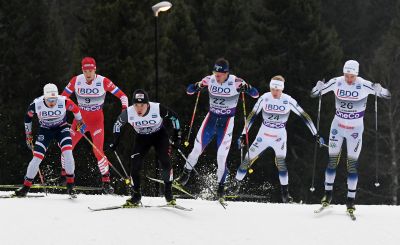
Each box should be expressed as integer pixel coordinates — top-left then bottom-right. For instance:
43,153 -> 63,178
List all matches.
81,57 -> 96,71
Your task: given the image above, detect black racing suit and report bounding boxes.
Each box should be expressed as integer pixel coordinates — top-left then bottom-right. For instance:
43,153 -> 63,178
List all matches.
112,103 -> 181,195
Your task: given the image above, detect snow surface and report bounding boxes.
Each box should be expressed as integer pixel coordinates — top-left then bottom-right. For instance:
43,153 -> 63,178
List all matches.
0,191 -> 399,245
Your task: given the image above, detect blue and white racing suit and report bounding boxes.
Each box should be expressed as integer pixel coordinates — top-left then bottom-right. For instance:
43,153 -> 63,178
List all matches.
185,74 -> 259,184
311,76 -> 391,199
235,92 -> 318,186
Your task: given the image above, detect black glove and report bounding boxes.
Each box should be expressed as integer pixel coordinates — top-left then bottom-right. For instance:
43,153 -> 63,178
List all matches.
171,130 -> 182,147
108,141 -> 118,151
190,81 -> 204,92
314,133 -> 325,147
239,82 -> 251,92
195,81 -> 204,89
237,134 -> 246,149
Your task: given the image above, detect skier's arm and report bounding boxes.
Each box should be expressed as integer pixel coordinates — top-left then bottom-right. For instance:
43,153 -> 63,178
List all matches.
310,78 -> 336,97
241,96 -> 263,135
289,98 -> 317,136
186,76 -> 210,95
65,98 -> 86,133
24,102 -> 36,134
65,98 -> 83,121
363,80 -> 391,99
376,85 -> 391,99
235,78 -> 259,98
61,77 -> 77,98
160,104 -> 182,147
160,105 -> 180,130
24,101 -> 36,150
112,109 -> 128,147
103,77 -> 129,110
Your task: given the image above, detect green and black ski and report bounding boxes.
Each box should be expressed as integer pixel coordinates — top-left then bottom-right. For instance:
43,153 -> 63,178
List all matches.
88,203 -> 192,212
146,176 -> 196,199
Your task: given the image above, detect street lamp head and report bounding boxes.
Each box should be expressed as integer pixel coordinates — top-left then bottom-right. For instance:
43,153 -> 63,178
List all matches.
152,1 -> 172,17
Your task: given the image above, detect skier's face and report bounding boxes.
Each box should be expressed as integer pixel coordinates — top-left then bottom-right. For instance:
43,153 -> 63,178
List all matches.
83,69 -> 96,83
44,97 -> 57,107
213,71 -> 228,83
344,73 -> 357,84
134,103 -> 149,116
270,88 -> 282,99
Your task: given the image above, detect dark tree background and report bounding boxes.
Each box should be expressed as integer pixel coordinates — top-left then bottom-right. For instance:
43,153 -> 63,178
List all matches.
0,0 -> 398,204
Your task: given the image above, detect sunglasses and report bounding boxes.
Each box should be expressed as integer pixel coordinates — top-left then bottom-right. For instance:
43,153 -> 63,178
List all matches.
45,97 -> 57,103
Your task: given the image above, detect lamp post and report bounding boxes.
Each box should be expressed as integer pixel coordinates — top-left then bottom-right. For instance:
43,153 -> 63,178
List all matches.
152,1 -> 172,196
152,1 -> 172,101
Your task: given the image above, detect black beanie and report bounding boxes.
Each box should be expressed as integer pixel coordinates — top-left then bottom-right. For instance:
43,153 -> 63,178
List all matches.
132,89 -> 149,104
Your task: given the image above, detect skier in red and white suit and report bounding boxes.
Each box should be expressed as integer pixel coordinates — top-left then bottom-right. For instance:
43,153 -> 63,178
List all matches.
61,57 -> 128,193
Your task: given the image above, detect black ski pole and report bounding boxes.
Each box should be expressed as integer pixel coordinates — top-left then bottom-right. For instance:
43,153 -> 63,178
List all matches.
113,150 -> 133,186
374,92 -> 380,187
310,79 -> 324,192
241,92 -> 252,173
184,91 -> 201,147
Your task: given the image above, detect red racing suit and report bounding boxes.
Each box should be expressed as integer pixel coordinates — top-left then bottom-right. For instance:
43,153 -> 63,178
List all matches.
61,74 -> 128,182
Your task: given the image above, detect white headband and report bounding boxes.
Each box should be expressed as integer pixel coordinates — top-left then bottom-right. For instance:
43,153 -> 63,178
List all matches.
269,79 -> 284,90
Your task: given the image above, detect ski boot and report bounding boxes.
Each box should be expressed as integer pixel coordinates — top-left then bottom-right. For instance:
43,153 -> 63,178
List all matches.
59,176 -> 67,186
164,181 -> 176,206
123,189 -> 142,208
176,168 -> 192,186
228,178 -> 241,194
14,185 -> 30,197
217,183 -> 228,207
346,197 -> 356,212
217,183 -> 225,199
59,169 -> 67,186
102,182 -> 114,194
281,185 -> 293,203
66,182 -> 77,198
321,190 -> 333,207
238,157 -> 251,172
